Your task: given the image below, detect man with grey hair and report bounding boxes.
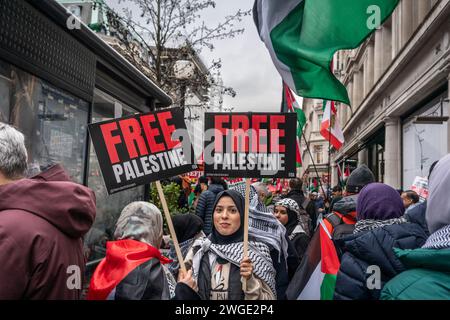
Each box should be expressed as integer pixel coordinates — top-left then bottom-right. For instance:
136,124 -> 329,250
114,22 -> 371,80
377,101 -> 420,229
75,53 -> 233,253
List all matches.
252,181 -> 271,205
0,123 -> 96,299
0,122 -> 28,184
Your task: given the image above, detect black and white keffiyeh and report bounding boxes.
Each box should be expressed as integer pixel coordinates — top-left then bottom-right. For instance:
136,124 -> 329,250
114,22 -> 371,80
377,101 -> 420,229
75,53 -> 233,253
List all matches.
353,217 -> 408,234
422,225 -> 450,249
190,237 -> 277,298
162,265 -> 176,299
231,183 -> 289,264
275,198 -> 300,215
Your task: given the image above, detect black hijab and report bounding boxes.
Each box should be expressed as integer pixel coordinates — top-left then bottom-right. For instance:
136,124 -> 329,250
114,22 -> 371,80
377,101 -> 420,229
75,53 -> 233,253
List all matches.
210,190 -> 245,245
284,208 -> 299,235
173,213 -> 204,243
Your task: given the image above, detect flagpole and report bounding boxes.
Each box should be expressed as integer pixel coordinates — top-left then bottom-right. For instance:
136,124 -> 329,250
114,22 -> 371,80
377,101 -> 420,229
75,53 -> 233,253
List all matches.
328,113 -> 332,200
301,130 -> 327,197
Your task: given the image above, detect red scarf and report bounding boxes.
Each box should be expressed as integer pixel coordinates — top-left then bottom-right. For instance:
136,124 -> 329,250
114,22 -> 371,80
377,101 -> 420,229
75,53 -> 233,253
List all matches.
87,239 -> 172,300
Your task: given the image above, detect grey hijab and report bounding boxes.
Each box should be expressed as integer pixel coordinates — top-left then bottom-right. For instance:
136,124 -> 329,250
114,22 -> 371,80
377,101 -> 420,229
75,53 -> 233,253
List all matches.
114,201 -> 163,248
426,154 -> 450,234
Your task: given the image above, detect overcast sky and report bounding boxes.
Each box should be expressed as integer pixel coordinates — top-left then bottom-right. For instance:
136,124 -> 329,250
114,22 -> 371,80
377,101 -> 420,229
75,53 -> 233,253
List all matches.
107,0 -> 281,112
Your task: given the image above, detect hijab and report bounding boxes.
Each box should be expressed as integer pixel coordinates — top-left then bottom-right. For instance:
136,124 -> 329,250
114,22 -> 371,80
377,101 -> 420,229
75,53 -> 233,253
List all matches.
356,183 -> 404,220
173,213 -> 204,243
275,198 -> 300,235
210,189 -> 245,245
426,154 -> 450,234
114,201 -> 163,248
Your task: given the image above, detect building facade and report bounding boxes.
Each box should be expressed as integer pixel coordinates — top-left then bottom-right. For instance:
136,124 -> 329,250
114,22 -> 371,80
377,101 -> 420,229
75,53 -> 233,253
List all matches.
0,0 -> 172,264
299,98 -> 331,194
330,0 -> 450,190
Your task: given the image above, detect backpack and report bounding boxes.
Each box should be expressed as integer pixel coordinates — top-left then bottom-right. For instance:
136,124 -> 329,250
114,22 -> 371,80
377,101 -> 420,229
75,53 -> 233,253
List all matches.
324,212 -> 356,241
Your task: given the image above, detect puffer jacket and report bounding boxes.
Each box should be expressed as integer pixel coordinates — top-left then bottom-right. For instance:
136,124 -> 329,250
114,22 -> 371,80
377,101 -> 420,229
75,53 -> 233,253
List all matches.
404,201 -> 428,236
333,222 -> 427,300
332,194 -> 358,216
381,247 -> 450,300
195,184 -> 225,235
323,195 -> 358,250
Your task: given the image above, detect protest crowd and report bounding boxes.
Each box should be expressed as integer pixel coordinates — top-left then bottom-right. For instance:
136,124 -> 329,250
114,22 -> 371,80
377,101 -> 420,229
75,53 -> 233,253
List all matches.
1,121 -> 450,300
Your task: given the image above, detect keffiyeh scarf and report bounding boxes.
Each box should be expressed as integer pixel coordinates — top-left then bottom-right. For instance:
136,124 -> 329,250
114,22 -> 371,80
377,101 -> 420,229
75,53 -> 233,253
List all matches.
353,217 -> 408,234
232,183 -> 289,263
190,237 -> 277,298
422,225 -> 450,249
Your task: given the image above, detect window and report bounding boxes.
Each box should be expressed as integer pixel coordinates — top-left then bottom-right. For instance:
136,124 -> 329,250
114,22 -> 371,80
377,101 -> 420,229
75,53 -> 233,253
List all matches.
0,62 -> 11,122
1,60 -> 89,183
317,114 -> 323,131
402,95 -> 449,190
68,5 -> 82,18
85,89 -> 146,262
314,145 -> 323,164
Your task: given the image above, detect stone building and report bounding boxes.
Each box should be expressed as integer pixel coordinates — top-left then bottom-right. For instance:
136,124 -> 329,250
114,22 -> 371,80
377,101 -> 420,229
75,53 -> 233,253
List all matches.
298,98 -> 331,194
330,0 -> 450,190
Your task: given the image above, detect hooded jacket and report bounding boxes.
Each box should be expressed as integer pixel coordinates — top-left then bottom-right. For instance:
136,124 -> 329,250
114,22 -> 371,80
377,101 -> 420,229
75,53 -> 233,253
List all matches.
334,183 -> 427,300
323,194 -> 359,244
381,248 -> 450,300
195,184 -> 225,235
381,154 -> 450,300
0,164 -> 96,299
333,222 -> 427,300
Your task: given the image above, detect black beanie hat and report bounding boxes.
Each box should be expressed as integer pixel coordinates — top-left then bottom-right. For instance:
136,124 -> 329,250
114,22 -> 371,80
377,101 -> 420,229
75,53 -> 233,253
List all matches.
346,164 -> 375,194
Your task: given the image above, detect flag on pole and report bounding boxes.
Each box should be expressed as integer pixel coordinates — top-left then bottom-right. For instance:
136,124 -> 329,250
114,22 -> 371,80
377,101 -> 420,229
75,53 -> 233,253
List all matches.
290,219 -> 340,300
282,83 -> 306,167
253,0 -> 399,105
320,100 -> 345,150
344,165 -> 351,180
336,163 -> 344,187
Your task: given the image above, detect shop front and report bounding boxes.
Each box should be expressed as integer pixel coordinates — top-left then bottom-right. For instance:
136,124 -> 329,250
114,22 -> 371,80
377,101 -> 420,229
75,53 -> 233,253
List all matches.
402,90 -> 449,190
0,0 -> 172,265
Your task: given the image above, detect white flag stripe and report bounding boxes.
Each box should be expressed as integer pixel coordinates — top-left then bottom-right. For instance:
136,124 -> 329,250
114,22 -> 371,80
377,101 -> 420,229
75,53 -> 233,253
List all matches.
297,262 -> 324,300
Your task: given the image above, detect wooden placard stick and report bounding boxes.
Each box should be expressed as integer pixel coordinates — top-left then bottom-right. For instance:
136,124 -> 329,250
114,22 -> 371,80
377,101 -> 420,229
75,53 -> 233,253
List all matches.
155,180 -> 187,274
242,178 -> 251,292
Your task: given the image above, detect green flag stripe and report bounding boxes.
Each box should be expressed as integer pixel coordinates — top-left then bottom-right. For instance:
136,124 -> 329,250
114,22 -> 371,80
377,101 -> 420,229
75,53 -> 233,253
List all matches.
270,0 -> 399,105
320,273 -> 337,300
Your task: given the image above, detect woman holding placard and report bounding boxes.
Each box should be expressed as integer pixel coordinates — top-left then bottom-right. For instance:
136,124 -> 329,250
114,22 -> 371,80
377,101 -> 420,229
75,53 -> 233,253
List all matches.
178,190 -> 276,300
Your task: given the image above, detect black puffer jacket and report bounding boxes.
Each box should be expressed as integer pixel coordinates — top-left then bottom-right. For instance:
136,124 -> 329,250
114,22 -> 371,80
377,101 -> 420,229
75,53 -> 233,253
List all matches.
195,184 -> 225,235
333,222 -> 428,300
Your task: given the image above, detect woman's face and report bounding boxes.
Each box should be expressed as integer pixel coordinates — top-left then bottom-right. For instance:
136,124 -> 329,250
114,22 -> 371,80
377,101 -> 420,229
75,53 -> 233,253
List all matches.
213,196 -> 241,236
274,205 -> 289,225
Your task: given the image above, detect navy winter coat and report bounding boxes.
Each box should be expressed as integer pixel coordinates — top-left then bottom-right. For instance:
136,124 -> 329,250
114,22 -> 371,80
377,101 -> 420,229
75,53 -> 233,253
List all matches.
195,184 -> 225,235
405,201 -> 429,236
333,222 -> 427,300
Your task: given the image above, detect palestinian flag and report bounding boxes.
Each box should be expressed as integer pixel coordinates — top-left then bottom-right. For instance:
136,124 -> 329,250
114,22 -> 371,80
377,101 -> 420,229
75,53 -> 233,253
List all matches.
286,219 -> 340,300
282,83 -> 306,167
87,239 -> 171,300
344,165 -> 351,180
320,100 -> 344,150
254,0 -> 399,105
336,164 -> 344,187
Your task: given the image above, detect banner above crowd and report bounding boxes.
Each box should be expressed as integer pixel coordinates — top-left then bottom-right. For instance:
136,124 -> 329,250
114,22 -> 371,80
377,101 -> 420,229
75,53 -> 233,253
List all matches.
89,108 -> 197,194
204,112 -> 297,178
